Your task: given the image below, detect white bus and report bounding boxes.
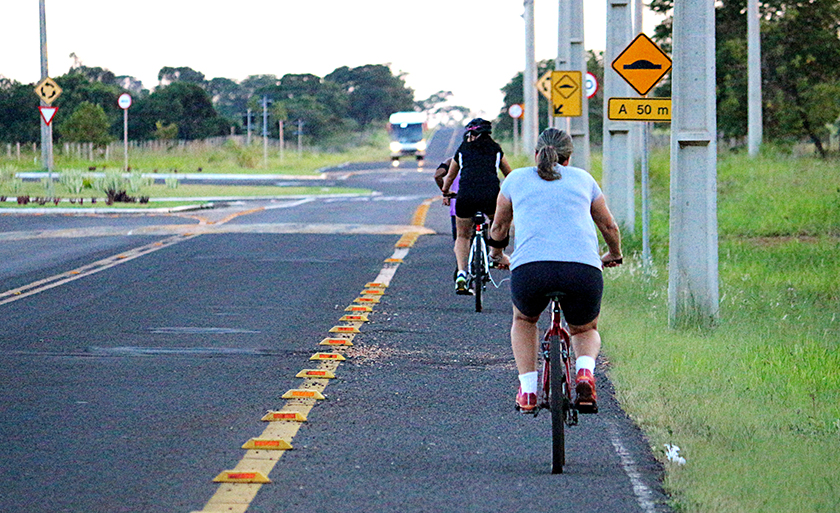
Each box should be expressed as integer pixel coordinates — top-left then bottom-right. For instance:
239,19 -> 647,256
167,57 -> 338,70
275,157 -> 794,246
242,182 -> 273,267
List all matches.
388,111 -> 427,162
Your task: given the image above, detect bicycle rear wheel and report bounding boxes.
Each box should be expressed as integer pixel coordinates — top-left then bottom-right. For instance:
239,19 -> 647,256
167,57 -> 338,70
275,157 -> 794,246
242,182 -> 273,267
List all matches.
549,332 -> 565,474
472,240 -> 484,313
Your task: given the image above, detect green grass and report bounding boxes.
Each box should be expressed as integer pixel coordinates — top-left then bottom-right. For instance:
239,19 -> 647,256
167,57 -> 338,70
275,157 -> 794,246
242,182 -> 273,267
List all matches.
599,146 -> 840,512
1,130 -> 391,176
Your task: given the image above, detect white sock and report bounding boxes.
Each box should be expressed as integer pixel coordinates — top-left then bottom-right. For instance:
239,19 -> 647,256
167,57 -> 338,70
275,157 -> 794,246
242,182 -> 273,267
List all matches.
518,371 -> 538,394
576,356 -> 596,374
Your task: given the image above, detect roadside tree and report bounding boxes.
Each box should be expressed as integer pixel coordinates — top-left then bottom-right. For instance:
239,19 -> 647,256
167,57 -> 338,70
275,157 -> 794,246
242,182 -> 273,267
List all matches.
58,101 -> 113,148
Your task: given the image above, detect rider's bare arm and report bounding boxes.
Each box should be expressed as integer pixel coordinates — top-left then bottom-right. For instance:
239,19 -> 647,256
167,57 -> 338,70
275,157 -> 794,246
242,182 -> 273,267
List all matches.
590,194 -> 622,266
499,155 -> 513,177
490,193 -> 513,243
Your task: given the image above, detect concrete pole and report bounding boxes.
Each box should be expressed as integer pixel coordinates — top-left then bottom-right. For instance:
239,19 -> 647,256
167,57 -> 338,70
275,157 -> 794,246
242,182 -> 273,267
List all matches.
747,0 -> 762,157
523,0 -> 538,154
603,0 -> 635,234
668,0 -> 719,328
569,0 -> 590,171
39,0 -> 54,176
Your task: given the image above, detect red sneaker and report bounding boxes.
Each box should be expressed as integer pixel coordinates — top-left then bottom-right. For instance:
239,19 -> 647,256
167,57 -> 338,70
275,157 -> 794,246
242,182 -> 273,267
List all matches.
515,387 -> 538,413
574,369 -> 598,414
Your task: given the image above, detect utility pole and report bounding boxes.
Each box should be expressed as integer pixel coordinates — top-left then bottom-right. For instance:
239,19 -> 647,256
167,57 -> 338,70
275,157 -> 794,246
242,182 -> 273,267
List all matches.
39,0 -> 54,177
523,0 -> 538,154
668,0 -> 719,328
603,0 -> 635,234
747,0 -> 762,157
561,0 -> 590,171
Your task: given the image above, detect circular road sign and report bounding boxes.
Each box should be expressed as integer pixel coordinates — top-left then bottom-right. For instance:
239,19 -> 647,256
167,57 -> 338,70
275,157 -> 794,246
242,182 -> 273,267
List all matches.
585,72 -> 598,99
118,93 -> 132,110
508,104 -> 524,119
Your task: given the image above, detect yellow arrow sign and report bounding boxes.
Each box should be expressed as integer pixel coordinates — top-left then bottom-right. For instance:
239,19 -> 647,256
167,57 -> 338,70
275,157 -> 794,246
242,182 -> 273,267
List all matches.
551,71 -> 582,117
34,77 -> 62,105
612,33 -> 672,96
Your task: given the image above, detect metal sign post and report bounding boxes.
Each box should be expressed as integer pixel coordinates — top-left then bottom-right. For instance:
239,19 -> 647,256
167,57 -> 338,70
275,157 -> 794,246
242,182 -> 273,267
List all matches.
118,93 -> 132,171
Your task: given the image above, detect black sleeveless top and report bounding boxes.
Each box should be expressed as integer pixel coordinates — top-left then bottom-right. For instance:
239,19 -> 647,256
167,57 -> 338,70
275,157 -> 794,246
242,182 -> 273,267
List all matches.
454,136 -> 504,196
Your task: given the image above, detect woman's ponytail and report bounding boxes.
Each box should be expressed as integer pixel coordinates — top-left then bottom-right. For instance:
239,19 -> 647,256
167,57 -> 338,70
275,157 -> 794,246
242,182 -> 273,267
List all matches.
537,145 -> 560,181
534,128 -> 573,181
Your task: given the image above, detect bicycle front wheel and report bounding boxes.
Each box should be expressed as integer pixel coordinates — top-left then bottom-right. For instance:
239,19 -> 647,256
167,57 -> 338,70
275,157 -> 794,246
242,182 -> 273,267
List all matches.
549,332 -> 565,474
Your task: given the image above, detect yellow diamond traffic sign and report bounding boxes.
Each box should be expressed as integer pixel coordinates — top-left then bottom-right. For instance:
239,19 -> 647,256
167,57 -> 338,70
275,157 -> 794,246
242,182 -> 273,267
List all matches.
611,33 -> 672,96
34,77 -> 62,105
551,71 -> 582,117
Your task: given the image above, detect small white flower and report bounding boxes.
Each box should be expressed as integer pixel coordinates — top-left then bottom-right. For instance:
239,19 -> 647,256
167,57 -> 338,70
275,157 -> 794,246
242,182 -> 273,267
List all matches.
664,443 -> 686,465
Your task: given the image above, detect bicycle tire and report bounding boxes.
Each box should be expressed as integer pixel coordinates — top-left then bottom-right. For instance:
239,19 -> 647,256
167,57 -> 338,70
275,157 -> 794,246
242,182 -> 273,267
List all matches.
472,237 -> 484,313
549,332 -> 565,474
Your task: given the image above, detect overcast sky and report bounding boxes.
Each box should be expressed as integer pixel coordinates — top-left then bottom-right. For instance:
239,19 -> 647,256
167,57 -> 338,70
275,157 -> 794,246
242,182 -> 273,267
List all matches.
1,1 -> 664,117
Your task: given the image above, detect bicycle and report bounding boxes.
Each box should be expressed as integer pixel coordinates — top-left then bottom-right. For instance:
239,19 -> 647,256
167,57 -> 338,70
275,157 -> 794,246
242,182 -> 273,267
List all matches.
467,211 -> 491,312
443,194 -> 505,313
536,292 -> 578,474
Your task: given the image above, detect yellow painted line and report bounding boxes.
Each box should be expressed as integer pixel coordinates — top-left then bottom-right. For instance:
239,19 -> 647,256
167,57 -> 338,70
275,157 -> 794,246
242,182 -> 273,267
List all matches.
0,234 -> 195,306
196,198 -> 437,513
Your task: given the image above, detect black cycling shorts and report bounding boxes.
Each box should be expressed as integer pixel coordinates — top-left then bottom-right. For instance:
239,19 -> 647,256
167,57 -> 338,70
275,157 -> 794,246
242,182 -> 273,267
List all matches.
455,188 -> 498,219
511,261 -> 603,325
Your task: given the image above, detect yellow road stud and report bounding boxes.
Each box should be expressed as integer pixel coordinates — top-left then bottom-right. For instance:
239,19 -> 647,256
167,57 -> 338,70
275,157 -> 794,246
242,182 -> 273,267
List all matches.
384,258 -> 404,263
310,352 -> 346,361
282,389 -> 326,399
364,282 -> 388,289
345,305 -> 373,312
296,369 -> 336,378
242,438 -> 292,450
339,314 -> 368,322
261,411 -> 308,422
354,297 -> 380,304
213,471 -> 271,484
329,326 -> 360,334
361,289 -> 384,295
320,338 -> 354,346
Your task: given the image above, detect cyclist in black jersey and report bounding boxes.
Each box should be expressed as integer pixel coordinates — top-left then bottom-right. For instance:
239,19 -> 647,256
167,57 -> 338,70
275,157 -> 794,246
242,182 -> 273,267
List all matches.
441,118 -> 513,294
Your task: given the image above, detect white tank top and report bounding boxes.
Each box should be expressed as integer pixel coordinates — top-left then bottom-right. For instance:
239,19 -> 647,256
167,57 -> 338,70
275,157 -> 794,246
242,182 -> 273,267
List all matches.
499,164 -> 603,270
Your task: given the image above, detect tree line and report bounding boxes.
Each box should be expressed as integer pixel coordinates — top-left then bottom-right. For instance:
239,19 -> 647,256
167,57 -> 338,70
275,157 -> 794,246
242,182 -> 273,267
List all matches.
0,63 -> 420,147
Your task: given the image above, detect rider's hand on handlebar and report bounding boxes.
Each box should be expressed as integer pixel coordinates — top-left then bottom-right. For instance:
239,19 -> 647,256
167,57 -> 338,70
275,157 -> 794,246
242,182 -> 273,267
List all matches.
601,252 -> 623,268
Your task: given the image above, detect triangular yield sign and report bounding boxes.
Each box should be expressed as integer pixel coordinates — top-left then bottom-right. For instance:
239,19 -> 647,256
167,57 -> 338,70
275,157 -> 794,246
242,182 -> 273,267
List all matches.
39,106 -> 58,125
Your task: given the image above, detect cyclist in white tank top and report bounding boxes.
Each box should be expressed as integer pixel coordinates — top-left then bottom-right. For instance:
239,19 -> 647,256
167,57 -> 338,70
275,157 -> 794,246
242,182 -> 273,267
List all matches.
488,128 -> 623,414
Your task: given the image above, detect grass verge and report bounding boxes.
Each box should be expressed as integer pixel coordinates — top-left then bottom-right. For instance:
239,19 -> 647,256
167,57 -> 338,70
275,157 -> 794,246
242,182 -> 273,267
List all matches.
599,147 -> 840,512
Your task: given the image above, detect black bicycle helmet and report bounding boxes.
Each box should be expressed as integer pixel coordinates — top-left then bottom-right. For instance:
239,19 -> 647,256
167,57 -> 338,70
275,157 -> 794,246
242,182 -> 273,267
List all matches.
465,118 -> 492,136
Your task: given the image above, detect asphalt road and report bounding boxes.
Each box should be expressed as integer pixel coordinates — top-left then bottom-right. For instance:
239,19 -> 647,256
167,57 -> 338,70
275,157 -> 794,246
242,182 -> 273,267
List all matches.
0,128 -> 670,512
